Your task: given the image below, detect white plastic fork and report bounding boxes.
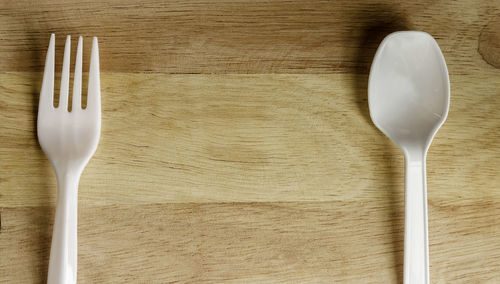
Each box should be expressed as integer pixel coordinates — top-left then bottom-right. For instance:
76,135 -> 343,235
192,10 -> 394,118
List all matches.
37,34 -> 101,284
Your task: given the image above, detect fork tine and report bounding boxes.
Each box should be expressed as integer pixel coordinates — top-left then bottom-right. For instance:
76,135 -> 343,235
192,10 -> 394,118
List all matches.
39,34 -> 55,109
72,36 -> 83,111
59,35 -> 71,110
87,37 -> 100,111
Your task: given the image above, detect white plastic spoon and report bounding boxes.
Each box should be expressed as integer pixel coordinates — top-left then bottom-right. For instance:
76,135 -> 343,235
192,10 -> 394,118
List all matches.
368,31 -> 450,284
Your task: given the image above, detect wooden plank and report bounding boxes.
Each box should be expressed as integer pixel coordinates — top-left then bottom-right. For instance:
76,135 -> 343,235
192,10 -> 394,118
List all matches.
0,201 -> 498,283
2,1 -> 499,282
0,0 -> 499,73
1,72 -> 499,207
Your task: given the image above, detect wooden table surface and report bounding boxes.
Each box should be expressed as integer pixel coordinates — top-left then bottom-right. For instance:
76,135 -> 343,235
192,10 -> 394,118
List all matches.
1,1 -> 499,283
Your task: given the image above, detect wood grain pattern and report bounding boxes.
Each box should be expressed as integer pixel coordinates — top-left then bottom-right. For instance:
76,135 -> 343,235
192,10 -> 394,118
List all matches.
479,18 -> 500,68
1,72 -> 499,206
1,201 -> 498,283
1,71 -> 499,282
0,0 -> 499,73
1,0 -> 499,283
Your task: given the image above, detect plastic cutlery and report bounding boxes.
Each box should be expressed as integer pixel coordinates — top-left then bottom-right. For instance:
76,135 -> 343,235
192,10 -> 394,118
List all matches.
368,31 -> 450,284
37,34 -> 101,284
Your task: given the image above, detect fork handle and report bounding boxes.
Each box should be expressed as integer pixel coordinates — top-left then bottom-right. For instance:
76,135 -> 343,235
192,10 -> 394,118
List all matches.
48,172 -> 80,284
404,152 -> 429,284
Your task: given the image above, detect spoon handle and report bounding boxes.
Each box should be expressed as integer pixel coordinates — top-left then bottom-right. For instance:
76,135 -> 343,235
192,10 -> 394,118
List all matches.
404,155 -> 429,284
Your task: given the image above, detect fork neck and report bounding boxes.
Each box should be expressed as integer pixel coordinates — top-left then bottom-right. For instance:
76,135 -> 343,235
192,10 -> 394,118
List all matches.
54,167 -> 83,194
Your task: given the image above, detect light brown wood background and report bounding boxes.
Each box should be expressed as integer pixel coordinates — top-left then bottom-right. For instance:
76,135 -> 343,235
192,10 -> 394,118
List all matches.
1,0 -> 499,283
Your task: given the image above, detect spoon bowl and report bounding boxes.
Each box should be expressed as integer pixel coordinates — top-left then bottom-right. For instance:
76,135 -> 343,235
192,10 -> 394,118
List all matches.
369,31 -> 450,152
